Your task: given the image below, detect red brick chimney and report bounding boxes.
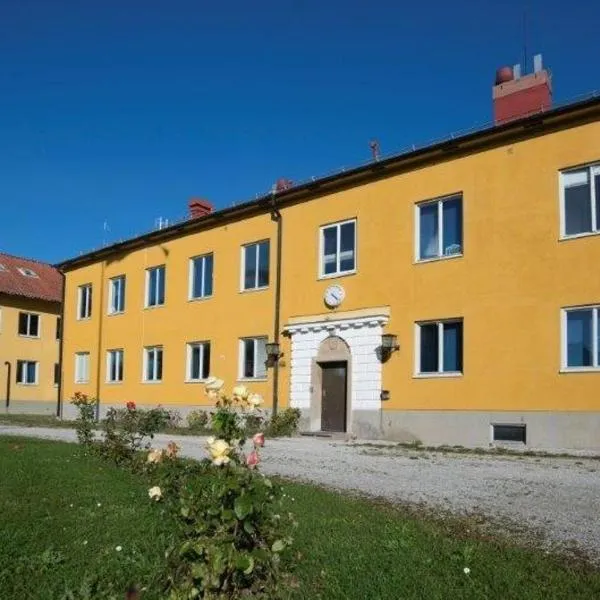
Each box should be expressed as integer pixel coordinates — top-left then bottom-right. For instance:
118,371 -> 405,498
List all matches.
493,54 -> 552,124
188,198 -> 213,220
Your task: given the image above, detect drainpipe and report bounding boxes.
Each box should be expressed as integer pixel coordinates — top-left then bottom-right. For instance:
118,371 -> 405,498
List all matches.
56,271 -> 66,417
270,196 -> 283,417
94,260 -> 106,420
4,361 -> 11,410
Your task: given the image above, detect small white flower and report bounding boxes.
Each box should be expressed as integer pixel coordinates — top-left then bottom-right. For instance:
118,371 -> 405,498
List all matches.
148,486 -> 162,501
463,567 -> 471,575
83,540 -> 88,546
69,503 -> 74,508
115,546 -> 122,552
97,503 -> 102,507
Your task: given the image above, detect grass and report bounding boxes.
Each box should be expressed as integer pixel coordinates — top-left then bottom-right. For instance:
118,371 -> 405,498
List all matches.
0,437 -> 599,599
0,412 -> 77,428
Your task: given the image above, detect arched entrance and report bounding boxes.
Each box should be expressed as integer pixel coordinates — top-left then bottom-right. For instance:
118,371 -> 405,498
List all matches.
311,335 -> 351,432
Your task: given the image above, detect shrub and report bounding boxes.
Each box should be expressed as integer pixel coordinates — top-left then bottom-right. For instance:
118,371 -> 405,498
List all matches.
186,409 -> 210,431
70,392 -> 97,448
265,407 -> 301,438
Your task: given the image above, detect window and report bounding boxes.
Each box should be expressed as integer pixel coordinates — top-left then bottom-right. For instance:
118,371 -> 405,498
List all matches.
189,254 -> 214,299
56,317 -> 61,340
242,241 -> 269,290
54,363 -> 60,386
78,284 -> 92,319
320,219 -> 356,277
562,306 -> 600,370
74,352 -> 90,384
416,195 -> 463,261
106,349 -> 124,383
16,360 -> 38,384
146,266 -> 165,307
239,337 -> 267,379
108,275 -> 126,314
18,312 -> 40,337
492,424 -> 526,444
17,267 -> 38,278
186,342 -> 211,381
561,164 -> 600,237
416,319 -> 463,375
144,346 -> 163,382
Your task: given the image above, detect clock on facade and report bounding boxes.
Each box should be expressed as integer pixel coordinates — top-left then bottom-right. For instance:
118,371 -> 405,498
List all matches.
324,284 -> 345,308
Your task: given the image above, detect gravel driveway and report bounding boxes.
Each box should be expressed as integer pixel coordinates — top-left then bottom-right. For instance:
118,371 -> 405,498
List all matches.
2,426 -> 599,563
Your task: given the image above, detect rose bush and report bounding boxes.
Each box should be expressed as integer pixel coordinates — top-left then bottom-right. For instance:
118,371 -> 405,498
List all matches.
70,392 -> 98,448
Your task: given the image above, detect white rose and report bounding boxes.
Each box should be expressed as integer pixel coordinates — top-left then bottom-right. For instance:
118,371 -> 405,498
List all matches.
148,486 -> 162,501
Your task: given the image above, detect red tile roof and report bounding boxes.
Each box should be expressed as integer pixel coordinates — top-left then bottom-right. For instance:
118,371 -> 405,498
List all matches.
0,252 -> 63,303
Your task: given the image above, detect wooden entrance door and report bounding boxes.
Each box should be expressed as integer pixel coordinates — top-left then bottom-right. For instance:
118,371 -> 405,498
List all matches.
321,361 -> 347,432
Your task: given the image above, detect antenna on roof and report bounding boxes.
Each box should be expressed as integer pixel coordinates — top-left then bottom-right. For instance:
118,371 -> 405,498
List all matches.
102,221 -> 110,247
154,217 -> 169,230
369,140 -> 381,161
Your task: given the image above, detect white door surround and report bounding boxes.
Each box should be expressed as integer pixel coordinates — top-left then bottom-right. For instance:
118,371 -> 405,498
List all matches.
284,309 -> 389,433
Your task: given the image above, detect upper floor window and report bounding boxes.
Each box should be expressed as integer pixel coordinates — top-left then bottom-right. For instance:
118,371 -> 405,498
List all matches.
106,349 -> 124,383
16,360 -> 38,385
416,195 -> 463,261
108,275 -> 126,314
561,165 -> 600,237
320,219 -> 356,278
18,312 -> 40,337
239,336 -> 267,379
146,266 -> 165,307
242,241 -> 269,291
186,341 -> 211,381
562,306 -> 600,371
144,346 -> 163,382
74,352 -> 90,384
416,319 -> 463,376
78,284 -> 92,319
189,254 -> 214,299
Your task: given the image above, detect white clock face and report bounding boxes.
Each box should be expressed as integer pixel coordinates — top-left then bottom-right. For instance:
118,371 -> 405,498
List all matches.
324,284 -> 345,308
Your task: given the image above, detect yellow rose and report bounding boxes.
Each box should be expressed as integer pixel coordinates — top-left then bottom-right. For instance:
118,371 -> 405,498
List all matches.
232,385 -> 249,401
147,448 -> 163,464
248,393 -> 263,408
204,377 -> 224,400
207,438 -> 231,466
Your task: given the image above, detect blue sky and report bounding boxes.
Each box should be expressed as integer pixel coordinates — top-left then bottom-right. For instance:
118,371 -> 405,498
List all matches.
1,0 -> 598,264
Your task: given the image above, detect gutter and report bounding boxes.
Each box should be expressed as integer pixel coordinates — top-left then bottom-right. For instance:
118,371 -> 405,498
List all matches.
270,195 -> 283,417
56,273 -> 66,417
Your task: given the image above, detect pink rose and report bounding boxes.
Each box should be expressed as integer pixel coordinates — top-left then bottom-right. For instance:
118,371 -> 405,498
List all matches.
126,401 -> 136,411
246,450 -> 260,469
252,432 -> 265,448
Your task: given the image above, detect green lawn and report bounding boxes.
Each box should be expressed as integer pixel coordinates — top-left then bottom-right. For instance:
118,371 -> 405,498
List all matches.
0,437 -> 598,600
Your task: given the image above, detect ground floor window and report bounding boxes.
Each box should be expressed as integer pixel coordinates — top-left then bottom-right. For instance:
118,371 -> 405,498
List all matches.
74,352 -> 90,384
239,337 -> 267,379
16,360 -> 38,385
107,349 -> 124,383
416,319 -> 463,375
186,341 -> 210,381
562,306 -> 600,369
144,346 -> 163,382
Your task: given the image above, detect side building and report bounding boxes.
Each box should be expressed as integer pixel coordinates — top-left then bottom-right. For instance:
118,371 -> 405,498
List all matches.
0,253 -> 63,414
58,63 -> 600,450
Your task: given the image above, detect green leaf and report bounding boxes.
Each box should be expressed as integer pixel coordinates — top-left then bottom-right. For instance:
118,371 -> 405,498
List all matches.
234,496 -> 252,520
271,540 -> 285,553
243,520 -> 255,535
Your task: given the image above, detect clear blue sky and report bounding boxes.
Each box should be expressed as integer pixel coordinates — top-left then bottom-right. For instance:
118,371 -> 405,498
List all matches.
1,0 -> 598,264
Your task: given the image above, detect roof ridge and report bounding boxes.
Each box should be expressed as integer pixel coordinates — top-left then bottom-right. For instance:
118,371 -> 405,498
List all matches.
0,251 -> 56,268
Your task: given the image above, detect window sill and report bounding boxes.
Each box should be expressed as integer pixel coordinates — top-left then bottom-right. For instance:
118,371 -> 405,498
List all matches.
413,372 -> 463,379
16,382 -> 38,386
237,377 -> 268,383
185,379 -> 210,384
144,304 -> 165,310
77,317 -> 92,322
318,269 -> 357,281
105,380 -> 123,385
559,231 -> 600,242
142,380 -> 163,384
18,334 -> 40,339
559,367 -> 600,374
75,381 -> 90,385
414,253 -> 463,265
188,295 -> 213,303
107,311 -> 125,317
240,286 -> 269,294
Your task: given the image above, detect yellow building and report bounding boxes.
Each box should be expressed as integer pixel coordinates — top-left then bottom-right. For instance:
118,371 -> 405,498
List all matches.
58,67 -> 600,450
0,253 -> 63,414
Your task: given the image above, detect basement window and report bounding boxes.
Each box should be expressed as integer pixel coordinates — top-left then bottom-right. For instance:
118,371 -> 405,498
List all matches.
492,424 -> 526,444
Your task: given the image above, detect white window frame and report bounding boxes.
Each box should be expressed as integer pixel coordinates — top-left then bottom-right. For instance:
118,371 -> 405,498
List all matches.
319,218 -> 357,279
16,360 -> 38,385
143,346 -> 163,382
78,284 -> 92,320
414,319 -> 463,377
74,352 -> 90,384
106,349 -> 124,383
559,163 -> 600,239
186,341 -> 211,382
238,336 -> 268,380
414,194 -> 463,262
108,275 -> 126,314
188,254 -> 214,300
18,311 -> 40,338
561,305 -> 600,372
240,240 -> 270,291
145,265 -> 166,308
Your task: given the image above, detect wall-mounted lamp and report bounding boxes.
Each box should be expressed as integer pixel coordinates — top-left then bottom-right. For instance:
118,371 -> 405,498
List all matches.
265,342 -> 282,368
381,334 -> 400,353
380,389 -> 390,401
